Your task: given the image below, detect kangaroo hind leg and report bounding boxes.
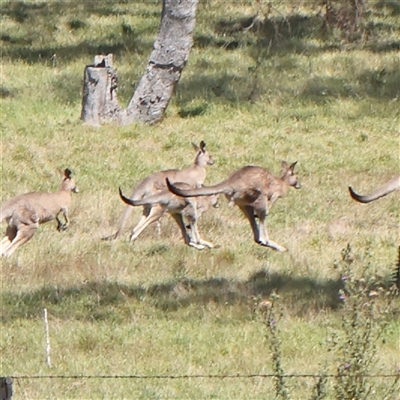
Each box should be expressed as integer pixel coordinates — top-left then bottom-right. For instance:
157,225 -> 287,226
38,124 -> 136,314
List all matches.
238,205 -> 260,243
102,204 -> 138,241
256,209 -> 287,252
1,225 -> 18,256
169,212 -> 201,249
2,225 -> 38,257
171,213 -> 206,250
186,216 -> 213,249
130,204 -> 165,242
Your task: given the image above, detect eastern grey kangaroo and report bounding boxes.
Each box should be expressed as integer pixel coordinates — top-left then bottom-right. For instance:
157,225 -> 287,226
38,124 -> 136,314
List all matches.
1,169 -> 78,257
103,141 -> 214,241
119,183 -> 219,249
167,161 -> 300,252
349,174 -> 400,203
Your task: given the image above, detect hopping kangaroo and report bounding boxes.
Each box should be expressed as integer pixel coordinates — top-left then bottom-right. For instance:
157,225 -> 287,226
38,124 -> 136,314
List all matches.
349,174 -> 400,203
167,161 -> 300,252
1,169 -> 78,257
119,183 -> 219,249
103,141 -> 214,241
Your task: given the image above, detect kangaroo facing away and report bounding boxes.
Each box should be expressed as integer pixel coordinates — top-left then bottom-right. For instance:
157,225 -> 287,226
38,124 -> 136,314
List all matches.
1,169 -> 79,257
167,161 -> 300,252
119,183 -> 219,249
103,141 -> 214,241
348,174 -> 400,203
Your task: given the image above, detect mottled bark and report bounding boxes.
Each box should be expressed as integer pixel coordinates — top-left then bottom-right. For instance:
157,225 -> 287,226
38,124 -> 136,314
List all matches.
122,0 -> 198,125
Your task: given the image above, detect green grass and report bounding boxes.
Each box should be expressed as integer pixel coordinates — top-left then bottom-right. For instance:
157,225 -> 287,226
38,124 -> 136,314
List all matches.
1,1 -> 399,398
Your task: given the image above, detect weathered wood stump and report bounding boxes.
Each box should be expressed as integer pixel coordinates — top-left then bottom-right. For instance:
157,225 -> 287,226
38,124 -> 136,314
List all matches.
81,54 -> 121,126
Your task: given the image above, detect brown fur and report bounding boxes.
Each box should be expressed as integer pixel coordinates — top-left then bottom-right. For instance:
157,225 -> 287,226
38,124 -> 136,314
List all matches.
167,161 -> 300,252
348,174 -> 400,203
119,183 -> 219,249
103,141 -> 214,241
1,169 -> 78,257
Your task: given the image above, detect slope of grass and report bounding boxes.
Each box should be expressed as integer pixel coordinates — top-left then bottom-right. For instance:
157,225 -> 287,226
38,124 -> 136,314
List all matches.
1,1 -> 399,398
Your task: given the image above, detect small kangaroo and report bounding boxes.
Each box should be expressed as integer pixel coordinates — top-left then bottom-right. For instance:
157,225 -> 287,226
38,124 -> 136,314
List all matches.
167,161 -> 300,252
348,174 -> 400,203
1,169 -> 79,257
119,183 -> 219,249
103,141 -> 214,241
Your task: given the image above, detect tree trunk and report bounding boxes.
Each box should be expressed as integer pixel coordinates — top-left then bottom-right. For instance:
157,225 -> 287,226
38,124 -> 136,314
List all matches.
122,0 -> 198,125
80,0 -> 199,126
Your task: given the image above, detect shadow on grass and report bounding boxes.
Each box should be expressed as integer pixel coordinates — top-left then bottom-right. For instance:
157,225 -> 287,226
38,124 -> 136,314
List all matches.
175,63 -> 400,108
1,0 -> 155,23
1,1 -> 155,63
1,36 -> 151,65
1,270 -> 344,323
300,66 -> 400,101
2,1 -> 399,107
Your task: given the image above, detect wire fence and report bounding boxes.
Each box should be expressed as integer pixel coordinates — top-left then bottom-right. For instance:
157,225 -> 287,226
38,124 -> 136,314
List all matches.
3,373 -> 399,400
6,372 -> 400,380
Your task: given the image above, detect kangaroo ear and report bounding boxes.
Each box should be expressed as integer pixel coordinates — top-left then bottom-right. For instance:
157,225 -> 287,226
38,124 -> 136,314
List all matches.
289,161 -> 298,171
281,161 -> 289,170
200,140 -> 206,151
192,142 -> 200,152
64,168 -> 72,178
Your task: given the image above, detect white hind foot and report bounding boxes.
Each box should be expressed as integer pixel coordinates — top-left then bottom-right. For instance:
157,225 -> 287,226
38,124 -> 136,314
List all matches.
258,239 -> 287,252
188,242 -> 206,250
198,239 -> 214,249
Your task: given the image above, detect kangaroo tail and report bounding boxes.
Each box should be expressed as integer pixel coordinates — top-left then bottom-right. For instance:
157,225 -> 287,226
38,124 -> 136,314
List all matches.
348,174 -> 399,203
166,178 -> 228,198
119,187 -> 171,207
119,188 -> 144,207
348,187 -> 373,203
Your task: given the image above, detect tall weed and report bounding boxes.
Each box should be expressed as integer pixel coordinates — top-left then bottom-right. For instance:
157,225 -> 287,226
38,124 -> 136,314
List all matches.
258,245 -> 399,399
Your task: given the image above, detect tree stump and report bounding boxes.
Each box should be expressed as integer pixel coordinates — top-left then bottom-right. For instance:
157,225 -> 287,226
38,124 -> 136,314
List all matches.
80,54 -> 121,126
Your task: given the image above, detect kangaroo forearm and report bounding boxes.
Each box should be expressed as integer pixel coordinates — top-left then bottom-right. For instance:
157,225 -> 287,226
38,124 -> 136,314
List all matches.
63,211 -> 70,226
56,210 -> 69,231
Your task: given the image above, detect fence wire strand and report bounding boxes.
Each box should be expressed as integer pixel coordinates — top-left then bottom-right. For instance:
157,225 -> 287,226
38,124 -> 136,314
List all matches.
8,373 -> 400,380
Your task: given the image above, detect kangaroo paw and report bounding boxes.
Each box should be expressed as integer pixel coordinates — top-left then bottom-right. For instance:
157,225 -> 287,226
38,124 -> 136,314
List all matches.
258,239 -> 287,252
188,242 -> 206,250
198,240 -> 214,249
57,224 -> 68,232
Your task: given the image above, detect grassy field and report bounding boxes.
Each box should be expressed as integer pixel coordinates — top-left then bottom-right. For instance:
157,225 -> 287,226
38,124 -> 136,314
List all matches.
1,1 -> 399,399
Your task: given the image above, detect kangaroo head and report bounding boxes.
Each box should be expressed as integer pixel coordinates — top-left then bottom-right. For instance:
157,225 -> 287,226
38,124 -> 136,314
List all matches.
61,168 -> 79,193
192,140 -> 214,167
281,161 -> 301,189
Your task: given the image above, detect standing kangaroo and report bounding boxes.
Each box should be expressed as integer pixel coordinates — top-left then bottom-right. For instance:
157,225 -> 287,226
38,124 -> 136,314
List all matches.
1,169 -> 78,257
119,183 -> 219,249
167,161 -> 300,252
348,174 -> 400,203
103,141 -> 214,241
